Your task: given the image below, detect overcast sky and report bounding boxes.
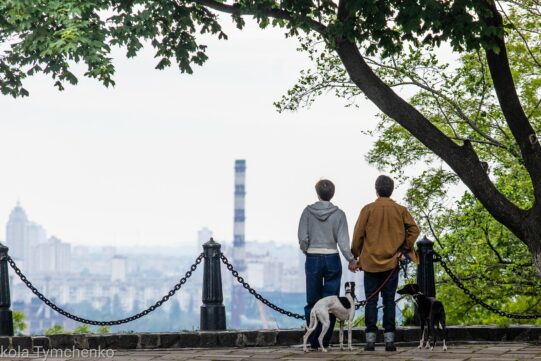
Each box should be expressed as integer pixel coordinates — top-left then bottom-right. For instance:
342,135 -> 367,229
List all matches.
0,19 -> 419,249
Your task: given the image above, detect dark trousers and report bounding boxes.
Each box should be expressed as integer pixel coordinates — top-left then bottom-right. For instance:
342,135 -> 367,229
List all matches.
304,253 -> 342,348
364,268 -> 399,333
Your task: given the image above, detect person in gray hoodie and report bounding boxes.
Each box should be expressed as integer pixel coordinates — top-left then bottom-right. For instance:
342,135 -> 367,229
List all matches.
298,179 -> 357,350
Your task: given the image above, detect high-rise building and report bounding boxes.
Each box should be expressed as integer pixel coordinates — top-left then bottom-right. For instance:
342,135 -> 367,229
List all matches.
231,159 -> 246,328
27,222 -> 47,246
6,201 -> 29,261
26,221 -> 47,274
32,236 -> 71,274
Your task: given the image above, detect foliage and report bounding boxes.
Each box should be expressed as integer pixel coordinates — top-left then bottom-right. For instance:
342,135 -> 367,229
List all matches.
72,324 -> 91,334
399,303 -> 415,326
0,0 -> 508,97
45,323 -> 112,335
96,325 -> 110,334
13,311 -> 27,335
373,7 -> 540,324
45,324 -> 66,335
352,313 -> 364,328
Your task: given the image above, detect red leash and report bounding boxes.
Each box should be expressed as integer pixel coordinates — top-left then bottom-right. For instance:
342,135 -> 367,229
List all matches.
355,263 -> 400,309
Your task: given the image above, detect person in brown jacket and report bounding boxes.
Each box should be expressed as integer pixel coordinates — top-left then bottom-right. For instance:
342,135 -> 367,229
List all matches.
351,175 -> 420,352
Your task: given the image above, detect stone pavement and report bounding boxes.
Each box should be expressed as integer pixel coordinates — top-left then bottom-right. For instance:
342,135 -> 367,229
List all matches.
4,343 -> 541,360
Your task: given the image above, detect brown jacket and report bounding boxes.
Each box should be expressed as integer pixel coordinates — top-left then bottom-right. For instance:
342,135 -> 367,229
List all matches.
351,197 -> 420,272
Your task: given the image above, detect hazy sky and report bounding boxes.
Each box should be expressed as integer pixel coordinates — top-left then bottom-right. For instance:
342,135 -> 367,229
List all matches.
0,19 -> 419,248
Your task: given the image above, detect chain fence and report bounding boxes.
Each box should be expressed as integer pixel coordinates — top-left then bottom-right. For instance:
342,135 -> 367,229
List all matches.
220,253 -> 404,317
8,246 -> 541,326
433,251 -> 541,320
6,253 -> 204,326
219,253 -> 306,320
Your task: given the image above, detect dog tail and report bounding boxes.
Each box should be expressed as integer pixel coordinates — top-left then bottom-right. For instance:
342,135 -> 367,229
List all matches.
306,311 -> 318,332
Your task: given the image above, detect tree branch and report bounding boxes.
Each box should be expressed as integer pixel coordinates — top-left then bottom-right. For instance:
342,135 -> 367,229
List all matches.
333,38 -> 525,239
496,0 -> 541,68
405,78 -> 507,149
191,0 -> 328,33
365,57 -> 513,154
450,136 -> 513,150
483,223 -> 509,264
474,50 -> 489,124
424,213 -> 444,249
483,0 -> 541,203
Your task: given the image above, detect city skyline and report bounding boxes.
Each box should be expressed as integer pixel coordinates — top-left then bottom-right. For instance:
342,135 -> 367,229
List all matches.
6,198 -> 310,333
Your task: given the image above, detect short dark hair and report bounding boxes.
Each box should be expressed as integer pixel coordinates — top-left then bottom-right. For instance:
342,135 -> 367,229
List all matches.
315,179 -> 335,201
375,175 -> 394,197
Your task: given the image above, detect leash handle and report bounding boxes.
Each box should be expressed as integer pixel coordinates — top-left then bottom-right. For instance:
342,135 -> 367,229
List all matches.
399,252 -> 411,278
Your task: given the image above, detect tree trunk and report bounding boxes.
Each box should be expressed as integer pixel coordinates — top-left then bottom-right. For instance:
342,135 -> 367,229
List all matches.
483,1 -> 541,201
522,207 -> 541,278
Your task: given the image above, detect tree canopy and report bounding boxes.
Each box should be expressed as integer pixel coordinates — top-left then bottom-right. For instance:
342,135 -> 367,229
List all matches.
2,0 -> 541,300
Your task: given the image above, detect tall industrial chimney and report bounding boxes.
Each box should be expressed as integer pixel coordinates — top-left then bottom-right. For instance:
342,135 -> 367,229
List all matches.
231,159 -> 246,328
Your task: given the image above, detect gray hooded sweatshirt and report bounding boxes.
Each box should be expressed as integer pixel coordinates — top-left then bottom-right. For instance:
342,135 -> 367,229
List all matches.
298,201 -> 355,262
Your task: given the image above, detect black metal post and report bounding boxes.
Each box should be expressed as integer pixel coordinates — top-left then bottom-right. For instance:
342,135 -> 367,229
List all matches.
200,238 -> 226,331
0,244 -> 13,336
416,236 -> 436,297
414,236 -> 436,325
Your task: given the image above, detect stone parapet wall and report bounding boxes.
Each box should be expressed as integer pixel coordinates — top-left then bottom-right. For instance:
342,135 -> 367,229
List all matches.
1,326 -> 540,350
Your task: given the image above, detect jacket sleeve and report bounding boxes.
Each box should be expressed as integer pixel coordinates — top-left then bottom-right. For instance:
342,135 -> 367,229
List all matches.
351,207 -> 368,259
402,208 -> 420,263
298,208 -> 310,253
336,211 -> 355,262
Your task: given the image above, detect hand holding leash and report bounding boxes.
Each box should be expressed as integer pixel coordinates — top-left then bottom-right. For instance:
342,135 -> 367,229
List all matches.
398,252 -> 411,278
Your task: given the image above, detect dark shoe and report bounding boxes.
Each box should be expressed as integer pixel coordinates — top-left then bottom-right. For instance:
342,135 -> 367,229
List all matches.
385,342 -> 396,351
364,342 -> 375,351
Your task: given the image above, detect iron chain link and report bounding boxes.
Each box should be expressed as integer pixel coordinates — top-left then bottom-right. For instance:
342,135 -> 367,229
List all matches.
219,253 -> 306,320
7,253 -> 204,326
434,251 -> 541,320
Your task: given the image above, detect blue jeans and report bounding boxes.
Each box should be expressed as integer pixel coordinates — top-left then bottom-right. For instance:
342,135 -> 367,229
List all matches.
364,268 -> 399,333
304,253 -> 342,348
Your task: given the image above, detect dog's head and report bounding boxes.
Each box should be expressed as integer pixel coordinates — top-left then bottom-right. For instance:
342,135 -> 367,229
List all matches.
345,282 -> 356,299
397,283 -> 421,296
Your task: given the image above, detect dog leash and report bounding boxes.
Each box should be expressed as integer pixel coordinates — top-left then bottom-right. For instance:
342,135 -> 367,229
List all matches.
399,252 -> 412,278
354,264 -> 399,310
376,294 -> 407,309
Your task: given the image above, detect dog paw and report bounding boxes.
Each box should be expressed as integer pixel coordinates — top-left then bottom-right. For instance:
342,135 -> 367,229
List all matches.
322,348 -> 328,353
348,347 -> 354,351
417,345 -> 422,350
430,346 -> 434,351
443,346 -> 448,352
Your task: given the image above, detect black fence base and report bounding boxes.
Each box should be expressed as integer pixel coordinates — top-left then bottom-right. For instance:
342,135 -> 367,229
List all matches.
0,309 -> 13,336
200,304 -> 226,331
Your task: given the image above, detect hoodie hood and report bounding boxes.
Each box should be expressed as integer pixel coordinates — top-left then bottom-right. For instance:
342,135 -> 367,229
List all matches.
307,201 -> 338,221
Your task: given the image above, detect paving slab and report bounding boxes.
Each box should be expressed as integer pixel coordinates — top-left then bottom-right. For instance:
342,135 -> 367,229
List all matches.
2,342 -> 541,360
